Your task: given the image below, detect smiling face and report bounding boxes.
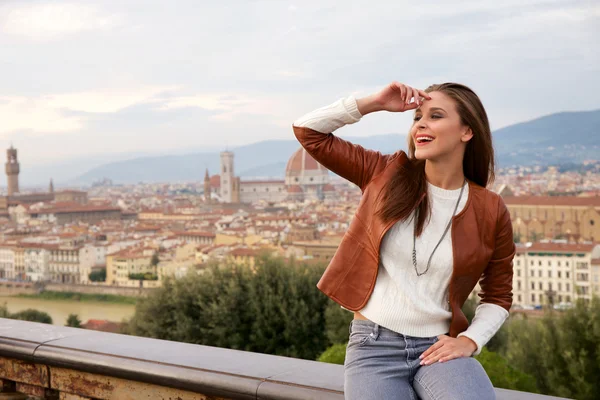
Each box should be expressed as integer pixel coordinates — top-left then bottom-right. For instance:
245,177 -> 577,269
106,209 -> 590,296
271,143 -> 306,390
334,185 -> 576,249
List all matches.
409,91 -> 473,161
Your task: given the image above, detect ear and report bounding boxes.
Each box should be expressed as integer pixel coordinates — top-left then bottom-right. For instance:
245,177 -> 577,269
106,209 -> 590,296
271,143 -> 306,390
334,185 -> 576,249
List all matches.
461,127 -> 473,143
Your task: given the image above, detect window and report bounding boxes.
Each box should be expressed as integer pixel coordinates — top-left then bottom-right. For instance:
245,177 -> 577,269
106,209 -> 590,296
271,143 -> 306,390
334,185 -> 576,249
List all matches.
518,295 -> 522,302
549,283 -> 553,291
591,220 -> 596,226
517,269 -> 521,277
517,281 -> 522,290
548,270 -> 552,278
531,270 -> 535,277
532,294 -> 536,302
566,272 -> 570,279
558,271 -> 561,278
530,261 -> 534,266
538,261 -> 542,266
539,282 -> 543,290
566,283 -> 570,291
558,282 -> 562,291
558,261 -> 561,267
538,270 -> 542,277
548,261 -> 551,266
531,282 -> 535,290
516,260 -> 520,266
566,295 -> 571,302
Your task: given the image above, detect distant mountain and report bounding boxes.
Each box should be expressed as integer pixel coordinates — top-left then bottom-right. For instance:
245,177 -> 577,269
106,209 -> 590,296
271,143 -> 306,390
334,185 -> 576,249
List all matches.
70,134 -> 406,185
63,109 -> 599,185
492,109 -> 600,166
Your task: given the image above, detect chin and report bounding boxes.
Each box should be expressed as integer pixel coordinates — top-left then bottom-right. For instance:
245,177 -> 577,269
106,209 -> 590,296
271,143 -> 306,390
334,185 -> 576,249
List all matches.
414,149 -> 435,160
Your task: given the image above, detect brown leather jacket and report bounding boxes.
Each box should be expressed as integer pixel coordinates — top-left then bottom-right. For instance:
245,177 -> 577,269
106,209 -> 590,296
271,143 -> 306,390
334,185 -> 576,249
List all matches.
293,125 -> 516,338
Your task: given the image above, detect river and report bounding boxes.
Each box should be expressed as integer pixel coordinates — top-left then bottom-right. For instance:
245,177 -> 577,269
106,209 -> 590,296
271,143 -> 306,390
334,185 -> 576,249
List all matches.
0,296 -> 136,326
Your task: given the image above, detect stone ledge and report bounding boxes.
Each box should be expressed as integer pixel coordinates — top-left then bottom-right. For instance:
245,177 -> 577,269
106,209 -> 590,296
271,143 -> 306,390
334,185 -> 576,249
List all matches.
0,318 -> 571,399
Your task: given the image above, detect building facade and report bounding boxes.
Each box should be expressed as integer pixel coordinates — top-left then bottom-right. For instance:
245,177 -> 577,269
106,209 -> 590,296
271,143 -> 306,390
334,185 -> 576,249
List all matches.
509,242 -> 600,308
504,196 -> 600,243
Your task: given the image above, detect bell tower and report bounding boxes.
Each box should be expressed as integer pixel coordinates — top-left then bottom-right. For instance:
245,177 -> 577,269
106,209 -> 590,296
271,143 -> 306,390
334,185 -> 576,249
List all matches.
220,151 -> 234,203
204,168 -> 211,203
5,145 -> 20,196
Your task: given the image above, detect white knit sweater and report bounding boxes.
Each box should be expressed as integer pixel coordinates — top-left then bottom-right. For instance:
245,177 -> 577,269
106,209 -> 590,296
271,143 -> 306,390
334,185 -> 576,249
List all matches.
293,96 -> 509,356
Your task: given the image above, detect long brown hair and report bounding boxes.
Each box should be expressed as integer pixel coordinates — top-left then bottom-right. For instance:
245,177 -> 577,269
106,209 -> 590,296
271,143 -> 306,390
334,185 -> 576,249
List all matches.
375,82 -> 495,236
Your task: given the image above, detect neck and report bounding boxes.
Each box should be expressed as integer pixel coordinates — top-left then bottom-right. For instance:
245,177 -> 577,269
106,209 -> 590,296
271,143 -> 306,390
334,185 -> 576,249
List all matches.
424,158 -> 465,190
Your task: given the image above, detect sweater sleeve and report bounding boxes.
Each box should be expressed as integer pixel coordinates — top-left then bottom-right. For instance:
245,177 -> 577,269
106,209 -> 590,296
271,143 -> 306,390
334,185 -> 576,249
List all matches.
292,96 -> 397,192
293,96 -> 363,131
457,302 -> 509,356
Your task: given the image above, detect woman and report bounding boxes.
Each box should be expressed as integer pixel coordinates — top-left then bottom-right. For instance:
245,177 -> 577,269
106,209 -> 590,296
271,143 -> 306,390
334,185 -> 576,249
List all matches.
292,82 -> 515,399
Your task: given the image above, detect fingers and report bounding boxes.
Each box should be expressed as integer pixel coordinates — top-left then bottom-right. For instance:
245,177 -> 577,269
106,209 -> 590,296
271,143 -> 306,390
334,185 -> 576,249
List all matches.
412,87 -> 420,105
418,89 -> 432,101
420,342 -> 440,360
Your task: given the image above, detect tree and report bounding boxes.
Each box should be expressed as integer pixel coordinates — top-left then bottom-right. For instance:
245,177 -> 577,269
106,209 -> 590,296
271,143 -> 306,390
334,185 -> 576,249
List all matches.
127,255 -> 332,360
151,252 -> 160,267
89,269 -> 106,282
66,314 -> 82,328
475,348 -> 539,393
0,303 -> 10,318
10,309 -> 53,324
325,301 -> 353,344
506,296 -> 600,399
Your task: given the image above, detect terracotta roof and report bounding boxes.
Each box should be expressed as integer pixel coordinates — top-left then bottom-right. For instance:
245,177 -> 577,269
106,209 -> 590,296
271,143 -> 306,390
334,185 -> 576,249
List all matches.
503,196 -> 600,207
175,231 -> 216,238
592,258 -> 600,265
209,175 -> 221,188
230,248 -> 259,257
32,204 -> 121,215
287,185 -> 303,193
81,319 -> 122,333
242,180 -> 286,185
526,242 -> 597,253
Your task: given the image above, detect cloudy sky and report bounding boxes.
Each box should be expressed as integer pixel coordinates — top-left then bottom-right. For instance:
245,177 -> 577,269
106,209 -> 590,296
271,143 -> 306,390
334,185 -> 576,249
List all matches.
0,0 -> 598,170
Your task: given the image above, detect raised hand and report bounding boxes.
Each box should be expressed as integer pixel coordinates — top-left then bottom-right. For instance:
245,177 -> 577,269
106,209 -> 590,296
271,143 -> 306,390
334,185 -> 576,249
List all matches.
357,82 -> 431,115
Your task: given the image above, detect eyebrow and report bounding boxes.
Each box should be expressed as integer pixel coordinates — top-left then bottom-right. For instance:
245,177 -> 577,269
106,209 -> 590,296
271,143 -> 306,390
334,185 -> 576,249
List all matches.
415,107 -> 446,114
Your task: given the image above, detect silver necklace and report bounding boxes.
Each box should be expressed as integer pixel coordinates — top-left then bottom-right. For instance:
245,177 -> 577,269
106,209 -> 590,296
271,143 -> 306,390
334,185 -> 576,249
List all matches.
412,180 -> 466,277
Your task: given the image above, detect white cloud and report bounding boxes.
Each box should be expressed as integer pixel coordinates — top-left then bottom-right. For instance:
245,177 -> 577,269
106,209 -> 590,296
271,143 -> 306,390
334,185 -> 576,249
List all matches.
0,3 -> 122,40
0,86 -> 177,136
0,96 -> 83,136
48,86 -> 178,114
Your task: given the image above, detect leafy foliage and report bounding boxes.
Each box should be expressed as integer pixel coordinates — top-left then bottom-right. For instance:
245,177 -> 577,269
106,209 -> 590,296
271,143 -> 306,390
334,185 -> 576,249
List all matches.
66,313 -> 82,328
318,343 -> 347,365
89,268 -> 106,282
127,255 -> 333,360
9,309 -> 53,324
506,296 -> 600,400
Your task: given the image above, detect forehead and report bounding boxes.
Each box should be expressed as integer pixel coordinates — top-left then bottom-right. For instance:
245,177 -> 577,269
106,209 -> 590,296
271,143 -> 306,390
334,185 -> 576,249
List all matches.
416,91 -> 455,113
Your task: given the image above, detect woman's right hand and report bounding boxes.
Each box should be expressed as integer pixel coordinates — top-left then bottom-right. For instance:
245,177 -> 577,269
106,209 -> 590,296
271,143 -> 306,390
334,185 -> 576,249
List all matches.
357,82 -> 431,115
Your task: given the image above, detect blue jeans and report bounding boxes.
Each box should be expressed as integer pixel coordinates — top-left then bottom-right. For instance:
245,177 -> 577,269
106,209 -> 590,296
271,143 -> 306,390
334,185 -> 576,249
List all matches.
344,319 -> 495,400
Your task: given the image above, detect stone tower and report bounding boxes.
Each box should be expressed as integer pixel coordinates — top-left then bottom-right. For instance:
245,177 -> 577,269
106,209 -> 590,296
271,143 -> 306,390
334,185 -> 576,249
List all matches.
5,145 -> 20,196
49,178 -> 54,194
203,168 -> 211,203
220,151 -> 234,203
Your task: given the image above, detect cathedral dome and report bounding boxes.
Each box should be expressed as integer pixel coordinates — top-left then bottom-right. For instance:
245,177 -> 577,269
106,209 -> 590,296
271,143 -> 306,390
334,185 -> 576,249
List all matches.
285,147 -> 329,186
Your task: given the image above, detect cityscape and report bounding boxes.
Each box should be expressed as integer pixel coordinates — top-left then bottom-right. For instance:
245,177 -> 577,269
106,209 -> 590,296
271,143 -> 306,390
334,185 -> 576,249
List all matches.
0,143 -> 598,314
